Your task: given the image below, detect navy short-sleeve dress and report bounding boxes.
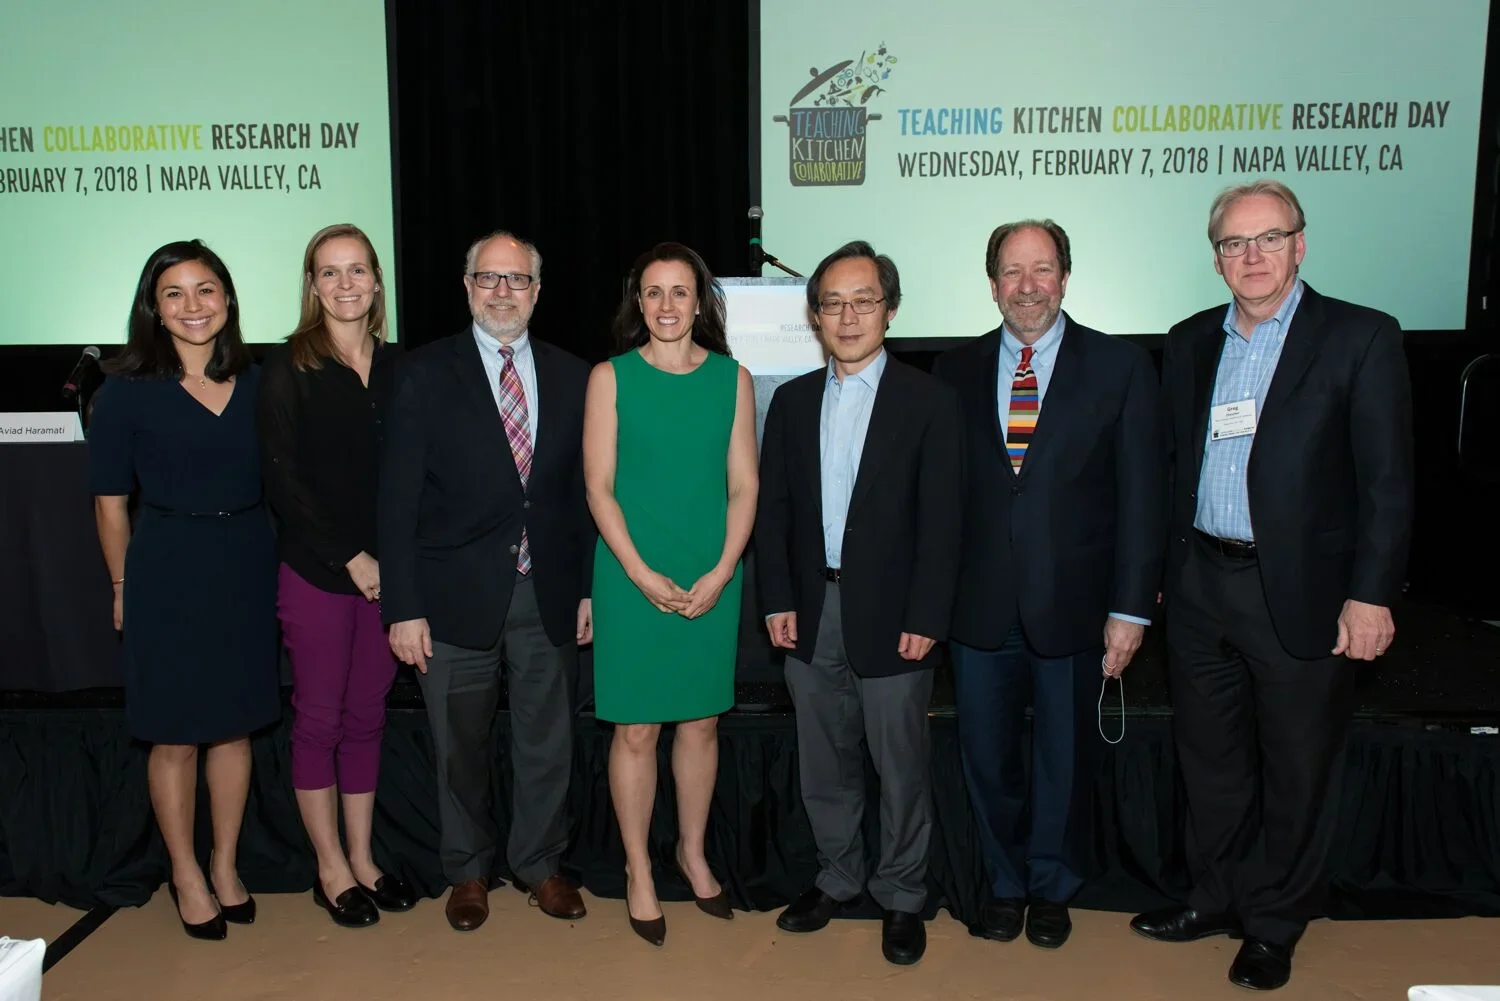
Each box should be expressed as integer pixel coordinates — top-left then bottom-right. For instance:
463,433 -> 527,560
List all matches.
89,369 -> 281,744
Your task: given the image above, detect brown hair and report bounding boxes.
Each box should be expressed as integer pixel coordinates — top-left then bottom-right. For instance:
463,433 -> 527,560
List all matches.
985,219 -> 1072,281
287,223 -> 387,371
1207,180 -> 1306,243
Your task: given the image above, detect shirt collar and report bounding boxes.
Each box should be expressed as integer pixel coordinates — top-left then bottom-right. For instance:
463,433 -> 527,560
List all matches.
473,322 -> 531,358
826,346 -> 888,390
1001,310 -> 1066,360
1224,278 -> 1304,340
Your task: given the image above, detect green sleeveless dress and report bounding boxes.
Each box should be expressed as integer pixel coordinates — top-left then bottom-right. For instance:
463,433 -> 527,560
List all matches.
593,348 -> 741,723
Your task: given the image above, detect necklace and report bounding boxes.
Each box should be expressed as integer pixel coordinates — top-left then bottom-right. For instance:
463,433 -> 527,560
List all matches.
186,373 -> 207,388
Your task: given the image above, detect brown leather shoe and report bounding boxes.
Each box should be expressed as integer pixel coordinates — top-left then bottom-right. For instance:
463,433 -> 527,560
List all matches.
533,874 -> 587,920
445,879 -> 489,931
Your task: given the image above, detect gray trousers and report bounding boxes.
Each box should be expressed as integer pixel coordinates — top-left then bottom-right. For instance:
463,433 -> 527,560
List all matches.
417,576 -> 575,887
784,582 -> 934,913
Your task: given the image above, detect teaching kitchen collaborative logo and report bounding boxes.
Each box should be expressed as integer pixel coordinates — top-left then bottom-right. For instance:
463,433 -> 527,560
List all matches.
773,45 -> 896,186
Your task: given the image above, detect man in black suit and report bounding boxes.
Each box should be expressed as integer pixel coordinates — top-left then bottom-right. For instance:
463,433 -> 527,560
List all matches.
1132,181 -> 1414,991
756,241 -> 963,966
933,220 -> 1162,949
379,231 -> 595,931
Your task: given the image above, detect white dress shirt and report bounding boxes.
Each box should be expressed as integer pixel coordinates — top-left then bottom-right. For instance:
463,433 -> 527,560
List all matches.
473,323 -> 539,441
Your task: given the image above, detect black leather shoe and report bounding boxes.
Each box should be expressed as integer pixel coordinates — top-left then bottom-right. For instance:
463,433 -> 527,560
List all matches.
1130,905 -> 1242,942
359,874 -> 417,913
1229,938 -> 1293,991
776,887 -> 841,933
313,881 -> 380,928
881,909 -> 926,965
1025,899 -> 1072,948
167,884 -> 227,941
976,897 -> 1026,941
218,895 -> 256,925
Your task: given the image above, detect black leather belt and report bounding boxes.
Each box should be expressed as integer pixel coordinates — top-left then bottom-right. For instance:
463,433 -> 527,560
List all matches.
143,501 -> 261,518
1195,529 -> 1256,559
821,566 -> 842,583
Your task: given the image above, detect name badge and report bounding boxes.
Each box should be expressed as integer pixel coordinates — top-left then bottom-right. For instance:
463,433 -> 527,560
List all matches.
1209,400 -> 1257,440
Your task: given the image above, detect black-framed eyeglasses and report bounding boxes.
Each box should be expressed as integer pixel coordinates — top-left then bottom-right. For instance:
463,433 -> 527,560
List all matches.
1214,228 -> 1302,258
818,296 -> 885,315
469,271 -> 535,290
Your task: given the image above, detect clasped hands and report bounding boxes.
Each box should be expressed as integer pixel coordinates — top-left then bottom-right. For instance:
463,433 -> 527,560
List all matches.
632,565 -> 730,619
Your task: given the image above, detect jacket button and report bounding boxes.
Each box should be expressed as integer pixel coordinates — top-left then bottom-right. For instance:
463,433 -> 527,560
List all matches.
1011,484 -> 1022,496
523,500 -> 531,509
509,544 -> 519,555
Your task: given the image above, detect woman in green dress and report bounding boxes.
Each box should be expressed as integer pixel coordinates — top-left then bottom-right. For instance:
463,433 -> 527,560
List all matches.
583,243 -> 758,946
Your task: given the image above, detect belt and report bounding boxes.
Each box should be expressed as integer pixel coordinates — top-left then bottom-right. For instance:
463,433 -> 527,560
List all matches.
143,501 -> 261,518
820,566 -> 842,583
1195,529 -> 1256,559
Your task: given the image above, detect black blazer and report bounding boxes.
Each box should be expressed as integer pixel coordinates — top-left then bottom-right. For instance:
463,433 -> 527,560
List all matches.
378,330 -> 594,650
933,316 -> 1163,655
755,355 -> 964,677
1162,284 -> 1415,659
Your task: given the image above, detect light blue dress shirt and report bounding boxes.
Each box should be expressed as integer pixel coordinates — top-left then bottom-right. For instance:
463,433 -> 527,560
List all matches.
820,348 -> 888,568
995,312 -> 1148,626
473,324 -> 539,442
1194,280 -> 1305,542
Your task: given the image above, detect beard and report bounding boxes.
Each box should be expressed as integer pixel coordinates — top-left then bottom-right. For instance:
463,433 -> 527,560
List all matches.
473,300 -> 527,340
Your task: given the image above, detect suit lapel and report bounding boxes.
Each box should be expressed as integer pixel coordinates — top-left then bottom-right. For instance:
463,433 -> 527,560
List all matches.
1258,286 -> 1329,427
1189,310 -> 1229,476
978,330 -> 1012,467
528,340 -> 557,481
847,359 -> 902,516
801,372 -> 826,529
453,331 -> 522,489
1015,317 -> 1082,481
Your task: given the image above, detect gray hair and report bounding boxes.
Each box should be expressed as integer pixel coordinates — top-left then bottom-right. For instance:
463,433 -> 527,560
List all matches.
464,230 -> 543,278
1207,180 -> 1305,243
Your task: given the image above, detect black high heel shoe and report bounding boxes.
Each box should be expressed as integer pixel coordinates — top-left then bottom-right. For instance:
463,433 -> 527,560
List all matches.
625,877 -> 666,947
207,853 -> 256,923
675,858 -> 733,920
167,883 -> 227,941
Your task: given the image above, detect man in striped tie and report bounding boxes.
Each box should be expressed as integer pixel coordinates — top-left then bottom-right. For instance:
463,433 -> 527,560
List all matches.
933,220 -> 1163,950
380,231 -> 595,932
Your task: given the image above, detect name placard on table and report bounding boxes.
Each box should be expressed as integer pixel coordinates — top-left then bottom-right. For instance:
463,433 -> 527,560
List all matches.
0,412 -> 85,443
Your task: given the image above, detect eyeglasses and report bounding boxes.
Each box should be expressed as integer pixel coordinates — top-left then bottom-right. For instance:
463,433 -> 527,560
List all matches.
817,296 -> 885,315
1214,228 -> 1301,258
469,271 -> 534,290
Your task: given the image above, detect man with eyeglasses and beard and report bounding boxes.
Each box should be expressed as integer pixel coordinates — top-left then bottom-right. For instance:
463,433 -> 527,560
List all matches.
380,230 -> 595,932
933,219 -> 1162,952
1133,180 -> 1414,991
755,240 -> 963,967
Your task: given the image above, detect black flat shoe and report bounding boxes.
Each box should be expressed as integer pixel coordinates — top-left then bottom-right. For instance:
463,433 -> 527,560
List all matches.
881,909 -> 927,966
168,884 -> 227,941
1229,938 -> 1293,991
1130,905 -> 1243,942
975,897 -> 1026,942
1025,899 -> 1072,948
776,886 -> 840,933
359,874 -> 417,913
313,881 -> 380,928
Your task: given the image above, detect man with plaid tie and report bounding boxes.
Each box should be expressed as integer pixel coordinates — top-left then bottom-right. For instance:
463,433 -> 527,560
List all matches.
379,231 -> 595,932
933,220 -> 1162,950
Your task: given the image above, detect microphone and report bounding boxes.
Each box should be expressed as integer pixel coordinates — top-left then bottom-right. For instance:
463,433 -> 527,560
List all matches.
61,346 -> 101,401
746,205 -> 803,277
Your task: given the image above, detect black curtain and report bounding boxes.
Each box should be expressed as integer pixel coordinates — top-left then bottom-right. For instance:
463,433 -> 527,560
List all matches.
4,710 -> 1499,924
389,0 -> 753,359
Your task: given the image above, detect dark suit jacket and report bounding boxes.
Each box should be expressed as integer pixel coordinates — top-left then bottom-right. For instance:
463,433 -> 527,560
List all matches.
1162,284 -> 1415,659
755,355 -> 964,677
378,330 -> 594,650
933,315 -> 1163,655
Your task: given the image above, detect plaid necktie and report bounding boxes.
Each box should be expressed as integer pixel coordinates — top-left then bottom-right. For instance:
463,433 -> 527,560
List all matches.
498,345 -> 533,574
1006,345 -> 1038,471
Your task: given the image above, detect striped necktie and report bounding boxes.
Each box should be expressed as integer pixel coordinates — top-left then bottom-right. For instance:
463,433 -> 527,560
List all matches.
498,345 -> 533,574
1006,345 -> 1038,471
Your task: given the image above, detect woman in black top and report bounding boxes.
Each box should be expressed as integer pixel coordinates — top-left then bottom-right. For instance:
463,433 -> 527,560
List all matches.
259,224 -> 413,926
91,240 -> 280,940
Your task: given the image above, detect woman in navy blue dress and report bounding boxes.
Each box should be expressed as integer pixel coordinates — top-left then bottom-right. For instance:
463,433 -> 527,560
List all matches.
90,240 -> 280,941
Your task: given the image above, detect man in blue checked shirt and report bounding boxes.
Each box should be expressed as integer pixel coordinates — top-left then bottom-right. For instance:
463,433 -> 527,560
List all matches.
1136,180 -> 1414,992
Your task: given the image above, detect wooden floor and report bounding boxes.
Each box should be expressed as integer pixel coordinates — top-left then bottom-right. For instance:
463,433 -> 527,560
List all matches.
3,890 -> 1498,1001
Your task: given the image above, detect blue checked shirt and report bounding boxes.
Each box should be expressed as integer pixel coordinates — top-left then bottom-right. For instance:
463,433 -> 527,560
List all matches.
1194,280 -> 1305,541
820,348 -> 887,568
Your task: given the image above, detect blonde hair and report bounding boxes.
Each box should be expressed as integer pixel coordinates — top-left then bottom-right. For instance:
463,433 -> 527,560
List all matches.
287,223 -> 387,371
1207,180 -> 1305,243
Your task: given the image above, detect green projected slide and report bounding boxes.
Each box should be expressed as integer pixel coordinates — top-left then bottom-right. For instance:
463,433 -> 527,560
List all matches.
758,0 -> 1490,334
0,0 -> 397,345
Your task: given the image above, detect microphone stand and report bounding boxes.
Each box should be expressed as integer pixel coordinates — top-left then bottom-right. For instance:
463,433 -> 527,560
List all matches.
751,240 -> 803,278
